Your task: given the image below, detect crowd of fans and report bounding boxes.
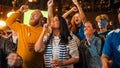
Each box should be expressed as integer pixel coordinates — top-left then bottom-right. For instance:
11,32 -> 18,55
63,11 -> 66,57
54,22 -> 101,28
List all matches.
0,0 -> 120,68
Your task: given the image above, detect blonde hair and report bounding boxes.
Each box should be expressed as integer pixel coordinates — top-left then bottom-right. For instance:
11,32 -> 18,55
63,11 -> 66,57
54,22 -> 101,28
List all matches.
71,16 -> 76,32
95,14 -> 109,22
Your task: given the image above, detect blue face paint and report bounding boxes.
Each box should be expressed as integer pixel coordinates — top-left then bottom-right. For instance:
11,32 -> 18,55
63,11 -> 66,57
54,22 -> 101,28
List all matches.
98,19 -> 106,29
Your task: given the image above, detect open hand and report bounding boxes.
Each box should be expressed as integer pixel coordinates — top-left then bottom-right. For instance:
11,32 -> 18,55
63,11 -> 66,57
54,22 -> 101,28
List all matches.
47,0 -> 54,7
7,53 -> 23,67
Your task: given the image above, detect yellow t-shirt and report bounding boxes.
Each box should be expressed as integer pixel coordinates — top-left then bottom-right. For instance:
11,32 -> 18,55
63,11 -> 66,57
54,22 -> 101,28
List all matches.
6,11 -> 44,68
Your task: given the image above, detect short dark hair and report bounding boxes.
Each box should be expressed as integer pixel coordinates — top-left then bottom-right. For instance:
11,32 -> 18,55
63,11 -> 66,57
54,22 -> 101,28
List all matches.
84,20 -> 97,29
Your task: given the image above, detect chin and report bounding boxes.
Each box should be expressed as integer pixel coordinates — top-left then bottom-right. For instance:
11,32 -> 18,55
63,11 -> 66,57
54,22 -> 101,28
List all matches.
29,22 -> 34,26
29,22 -> 32,25
84,32 -> 89,35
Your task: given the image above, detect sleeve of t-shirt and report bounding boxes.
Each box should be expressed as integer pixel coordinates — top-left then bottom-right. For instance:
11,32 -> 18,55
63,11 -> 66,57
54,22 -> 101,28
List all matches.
5,10 -> 23,33
102,33 -> 113,57
38,35 -> 48,52
68,39 -> 79,58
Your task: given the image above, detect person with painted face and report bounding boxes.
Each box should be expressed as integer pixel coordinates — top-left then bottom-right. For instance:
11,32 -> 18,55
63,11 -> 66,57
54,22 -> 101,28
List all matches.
95,14 -> 111,55
96,14 -> 110,38
98,19 -> 107,29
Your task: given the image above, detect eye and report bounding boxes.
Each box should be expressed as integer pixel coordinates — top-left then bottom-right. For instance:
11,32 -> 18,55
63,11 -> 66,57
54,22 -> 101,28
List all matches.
34,15 -> 39,19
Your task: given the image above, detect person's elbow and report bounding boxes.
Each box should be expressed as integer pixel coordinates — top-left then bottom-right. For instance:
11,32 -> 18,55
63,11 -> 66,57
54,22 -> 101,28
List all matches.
74,58 -> 79,63
34,46 -> 41,52
34,45 -> 44,52
70,57 -> 79,64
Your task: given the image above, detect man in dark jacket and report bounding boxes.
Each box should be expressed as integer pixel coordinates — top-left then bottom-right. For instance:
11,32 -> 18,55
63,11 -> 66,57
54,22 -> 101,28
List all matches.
0,35 -> 22,68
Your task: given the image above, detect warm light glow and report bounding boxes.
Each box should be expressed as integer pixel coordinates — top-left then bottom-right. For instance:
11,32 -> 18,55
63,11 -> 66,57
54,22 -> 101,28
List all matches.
28,0 -> 32,2
7,12 -> 15,17
0,20 -> 6,27
28,0 -> 37,2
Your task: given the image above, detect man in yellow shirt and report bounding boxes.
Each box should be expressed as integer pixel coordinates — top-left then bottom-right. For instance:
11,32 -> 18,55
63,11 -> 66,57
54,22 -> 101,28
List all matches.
6,5 -> 44,68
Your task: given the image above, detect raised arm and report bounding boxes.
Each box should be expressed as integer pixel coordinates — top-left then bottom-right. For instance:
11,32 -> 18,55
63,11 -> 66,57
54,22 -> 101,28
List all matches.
72,0 -> 87,23
47,0 -> 54,24
62,7 -> 78,18
34,24 -> 48,52
5,5 -> 28,32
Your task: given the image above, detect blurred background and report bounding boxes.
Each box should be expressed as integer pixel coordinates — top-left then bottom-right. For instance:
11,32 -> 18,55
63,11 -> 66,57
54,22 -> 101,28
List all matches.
0,0 -> 120,30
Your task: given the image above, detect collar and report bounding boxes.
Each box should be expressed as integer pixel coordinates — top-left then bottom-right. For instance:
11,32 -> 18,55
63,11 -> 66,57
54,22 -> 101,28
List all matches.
88,35 -> 96,45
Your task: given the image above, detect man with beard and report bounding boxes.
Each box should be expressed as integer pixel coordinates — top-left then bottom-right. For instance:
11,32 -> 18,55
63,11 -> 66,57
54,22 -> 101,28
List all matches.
6,5 -> 44,68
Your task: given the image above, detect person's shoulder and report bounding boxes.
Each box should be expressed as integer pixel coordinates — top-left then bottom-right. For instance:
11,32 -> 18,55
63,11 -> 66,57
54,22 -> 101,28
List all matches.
22,24 -> 29,27
107,29 -> 120,35
71,33 -> 80,40
95,36 -> 102,41
105,29 -> 120,39
80,39 -> 87,44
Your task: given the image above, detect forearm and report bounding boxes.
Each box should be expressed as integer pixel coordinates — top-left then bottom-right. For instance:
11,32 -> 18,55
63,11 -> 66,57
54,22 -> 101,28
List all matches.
48,6 -> 54,24
62,9 -> 73,18
35,29 -> 46,52
75,3 -> 86,23
75,3 -> 82,13
62,58 -> 79,66
101,54 -> 109,68
101,57 -> 108,64
6,10 -> 21,26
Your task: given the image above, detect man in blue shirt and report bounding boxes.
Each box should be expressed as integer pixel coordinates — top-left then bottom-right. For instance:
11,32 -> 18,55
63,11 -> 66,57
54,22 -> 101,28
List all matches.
101,29 -> 120,68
